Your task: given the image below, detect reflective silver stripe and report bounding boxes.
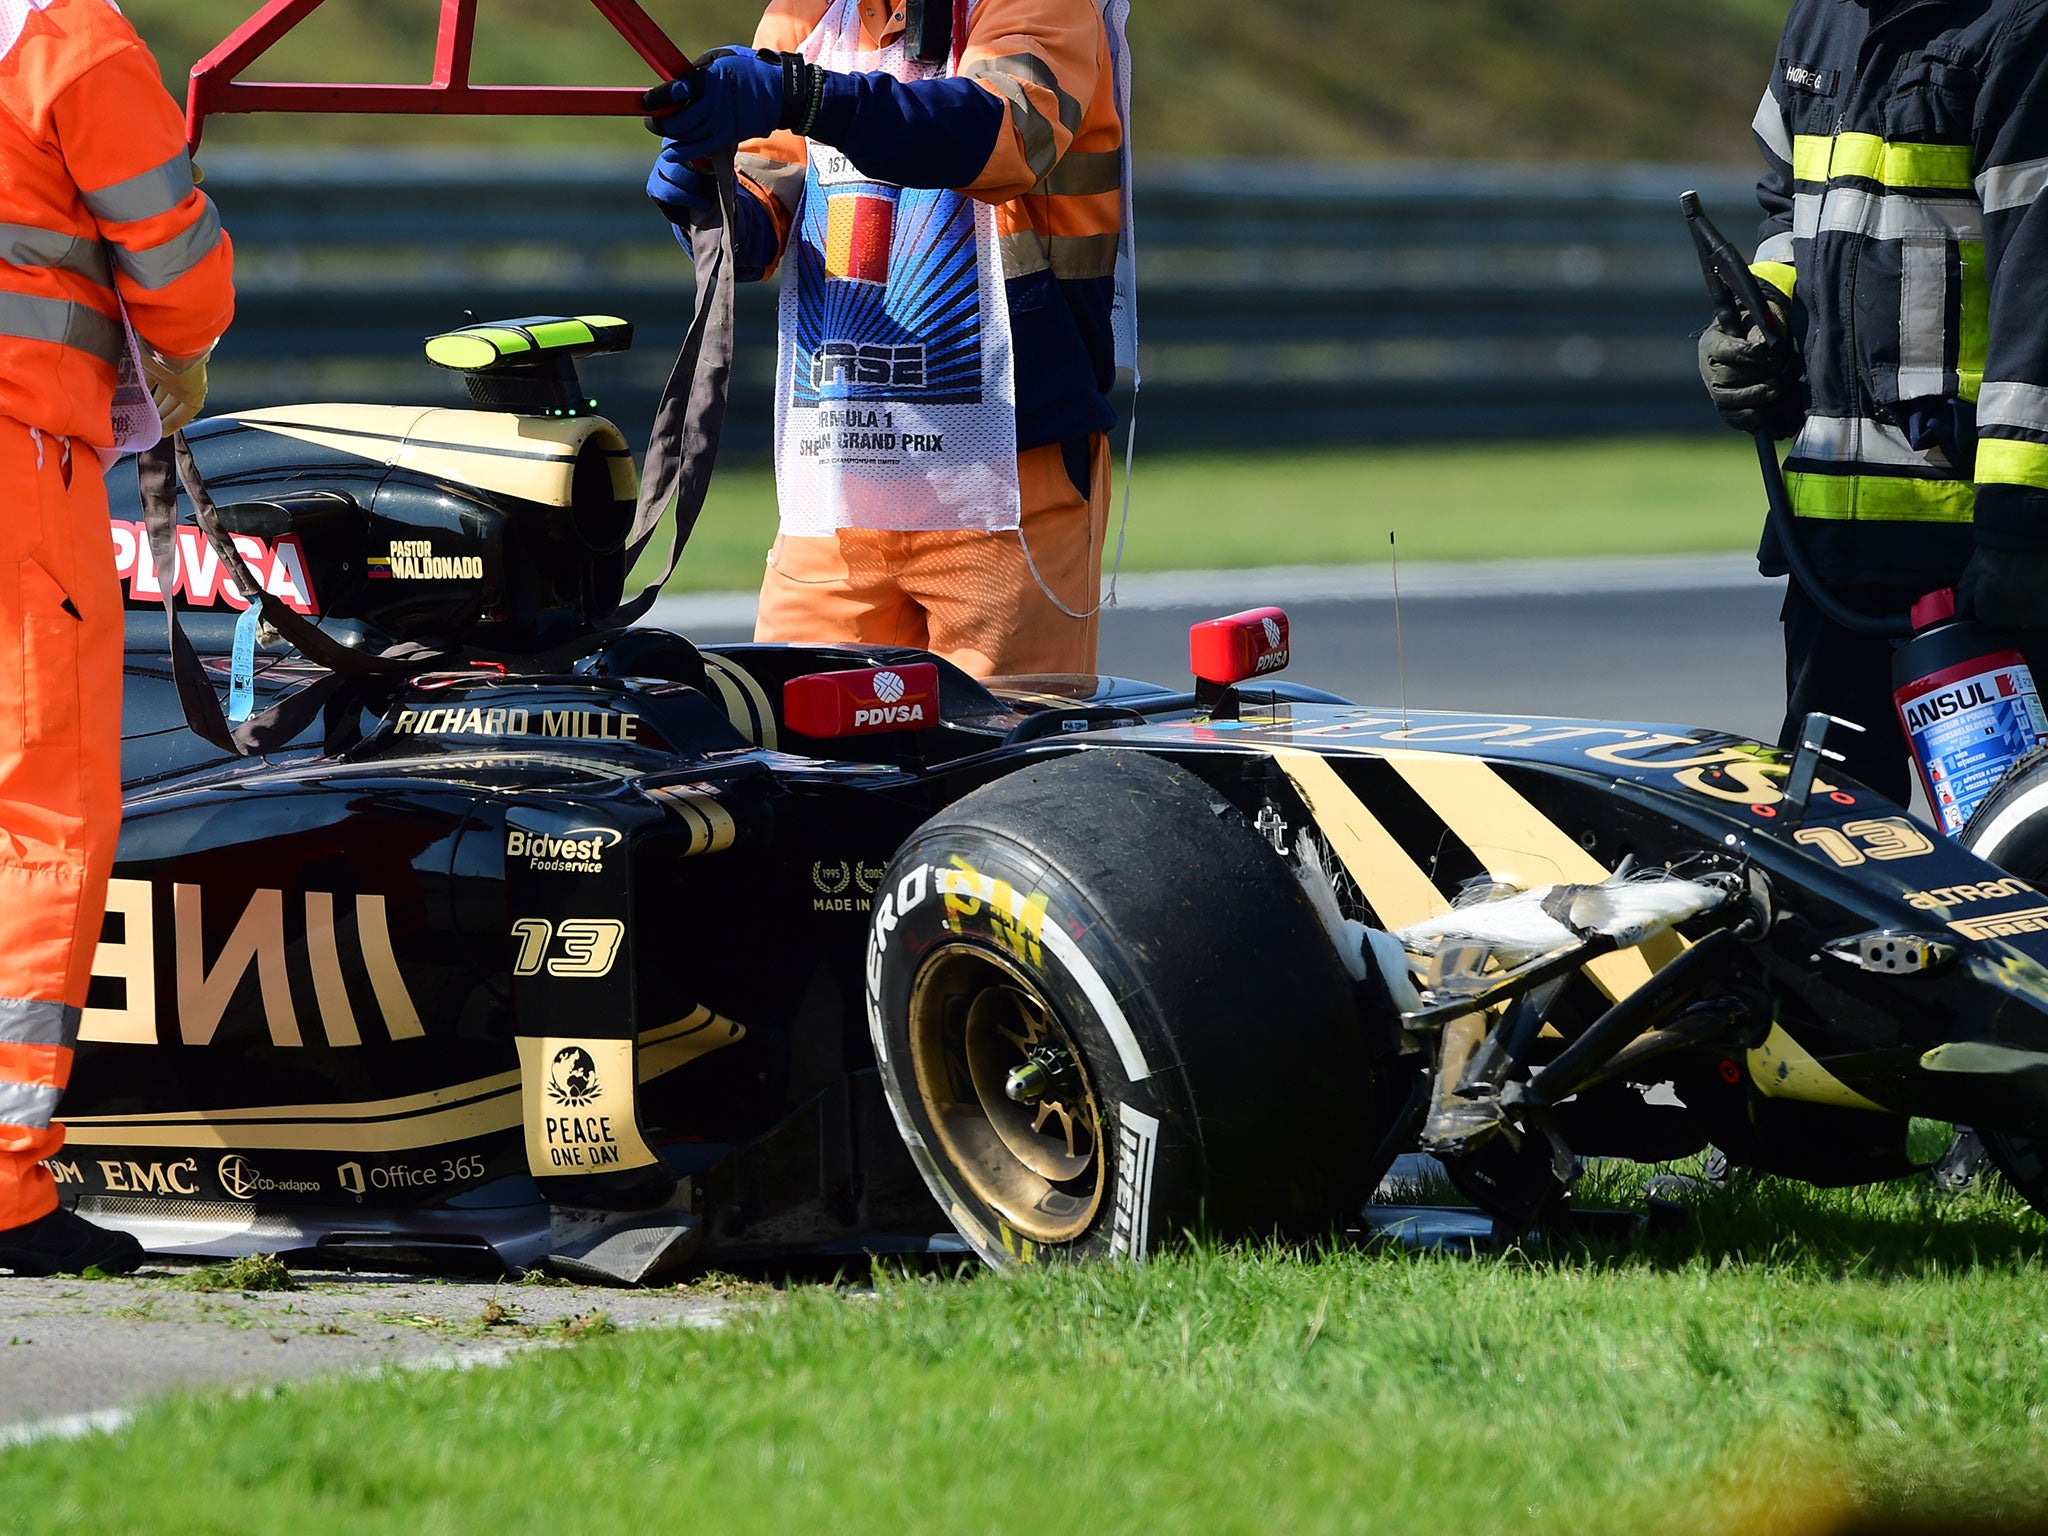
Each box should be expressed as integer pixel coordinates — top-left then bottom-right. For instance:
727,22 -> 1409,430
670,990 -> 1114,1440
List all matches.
111,200 -> 222,290
964,55 -> 1082,183
999,230 -> 1049,278
998,229 -> 1117,281
964,54 -> 1083,133
968,69 -> 1057,180
1042,149 -> 1122,197
80,151 -> 195,226
736,152 -> 805,217
1978,155 -> 2048,214
1752,88 -> 1793,163
0,291 -> 122,362
1978,381 -> 2048,434
0,225 -> 111,286
0,998 -> 78,1049
1897,237 -> 1951,399
1794,414 -> 1951,470
0,1080 -> 60,1131
1792,186 -> 1982,242
1755,231 -> 1796,265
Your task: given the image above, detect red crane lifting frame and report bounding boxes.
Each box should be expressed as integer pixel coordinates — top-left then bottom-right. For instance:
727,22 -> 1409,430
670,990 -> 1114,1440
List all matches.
184,0 -> 694,149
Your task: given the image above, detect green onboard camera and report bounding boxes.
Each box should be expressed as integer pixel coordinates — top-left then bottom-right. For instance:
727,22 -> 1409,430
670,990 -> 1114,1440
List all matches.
424,313 -> 635,418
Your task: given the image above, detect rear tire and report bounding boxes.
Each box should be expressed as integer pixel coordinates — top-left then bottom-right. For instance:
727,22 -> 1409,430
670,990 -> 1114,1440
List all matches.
865,749 -> 1383,1266
1956,752 -> 2048,1212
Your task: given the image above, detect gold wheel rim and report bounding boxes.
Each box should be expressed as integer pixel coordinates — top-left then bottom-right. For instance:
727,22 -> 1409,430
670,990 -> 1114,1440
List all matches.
908,943 -> 1106,1244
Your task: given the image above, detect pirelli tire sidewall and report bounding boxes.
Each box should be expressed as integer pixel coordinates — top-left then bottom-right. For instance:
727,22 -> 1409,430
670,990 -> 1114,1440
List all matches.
865,749 -> 1376,1268
1959,749 -> 2048,1213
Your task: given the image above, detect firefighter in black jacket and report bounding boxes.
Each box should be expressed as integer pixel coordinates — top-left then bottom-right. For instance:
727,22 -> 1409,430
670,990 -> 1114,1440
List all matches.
1701,0 -> 2048,1190
1701,0 -> 2048,805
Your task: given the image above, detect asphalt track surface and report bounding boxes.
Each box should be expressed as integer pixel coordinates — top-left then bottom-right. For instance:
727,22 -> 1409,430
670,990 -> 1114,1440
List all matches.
1090,572 -> 1788,744
1,556 -> 1789,1440
656,553 -> 1793,744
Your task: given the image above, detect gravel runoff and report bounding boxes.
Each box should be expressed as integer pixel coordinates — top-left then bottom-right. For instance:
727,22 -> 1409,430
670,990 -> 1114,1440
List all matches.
0,1266 -> 746,1445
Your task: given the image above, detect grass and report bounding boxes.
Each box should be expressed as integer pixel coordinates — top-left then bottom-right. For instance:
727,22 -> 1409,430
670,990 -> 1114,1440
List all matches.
3,1159 -> 2046,1534
645,436 -> 1767,592
173,1253 -> 299,1294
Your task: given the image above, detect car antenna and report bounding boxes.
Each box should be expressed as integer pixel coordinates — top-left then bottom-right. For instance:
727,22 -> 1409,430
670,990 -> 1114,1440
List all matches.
1390,530 -> 1409,733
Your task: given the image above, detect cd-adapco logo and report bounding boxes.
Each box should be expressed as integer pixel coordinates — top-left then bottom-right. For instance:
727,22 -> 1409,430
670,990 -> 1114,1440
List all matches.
546,1045 -> 602,1107
218,1154 -> 320,1200
506,824 -> 622,875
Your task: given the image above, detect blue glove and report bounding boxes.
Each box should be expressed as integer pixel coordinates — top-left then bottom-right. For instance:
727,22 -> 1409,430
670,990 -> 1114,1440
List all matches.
646,143 -> 717,225
645,143 -> 781,281
642,47 -> 815,159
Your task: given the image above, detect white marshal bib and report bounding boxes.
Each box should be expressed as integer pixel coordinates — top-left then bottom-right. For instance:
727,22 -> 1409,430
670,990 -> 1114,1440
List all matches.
773,0 -> 1020,535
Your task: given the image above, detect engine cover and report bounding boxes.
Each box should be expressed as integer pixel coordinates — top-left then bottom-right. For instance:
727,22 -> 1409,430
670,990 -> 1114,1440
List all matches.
108,404 -> 639,651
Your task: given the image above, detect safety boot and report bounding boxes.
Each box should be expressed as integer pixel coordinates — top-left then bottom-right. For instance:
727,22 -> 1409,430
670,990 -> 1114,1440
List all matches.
0,1207 -> 145,1276
1931,1127 -> 1992,1194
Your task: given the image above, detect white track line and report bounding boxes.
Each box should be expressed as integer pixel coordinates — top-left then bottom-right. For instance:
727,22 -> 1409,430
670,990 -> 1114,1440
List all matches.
647,553 -> 1777,631
0,1305 -> 730,1450
0,1406 -> 131,1449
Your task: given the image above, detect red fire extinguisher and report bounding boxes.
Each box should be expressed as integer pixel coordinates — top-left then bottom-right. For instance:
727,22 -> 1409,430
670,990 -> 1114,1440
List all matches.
1894,587 -> 2048,835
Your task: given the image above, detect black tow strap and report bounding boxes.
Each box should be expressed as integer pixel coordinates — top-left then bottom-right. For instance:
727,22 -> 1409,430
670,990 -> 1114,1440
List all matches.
135,152 -> 740,755
604,149 -> 738,628
135,436 -> 429,755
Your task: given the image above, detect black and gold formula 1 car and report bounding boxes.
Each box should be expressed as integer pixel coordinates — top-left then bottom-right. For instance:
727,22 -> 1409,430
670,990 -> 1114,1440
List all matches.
57,320 -> 2048,1282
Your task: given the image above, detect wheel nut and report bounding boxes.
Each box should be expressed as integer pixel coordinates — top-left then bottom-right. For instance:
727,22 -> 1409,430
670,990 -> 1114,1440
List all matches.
1005,1060 -> 1052,1103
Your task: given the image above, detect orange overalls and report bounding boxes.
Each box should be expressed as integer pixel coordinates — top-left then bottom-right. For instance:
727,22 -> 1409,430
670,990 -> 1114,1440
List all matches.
737,0 -> 1126,677
0,0 -> 234,1232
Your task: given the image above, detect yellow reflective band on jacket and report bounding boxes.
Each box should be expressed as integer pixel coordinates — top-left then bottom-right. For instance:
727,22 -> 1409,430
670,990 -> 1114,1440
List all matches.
1977,438 -> 2048,491
1792,133 -> 1975,190
1753,261 -> 1796,298
1785,471 -> 1977,523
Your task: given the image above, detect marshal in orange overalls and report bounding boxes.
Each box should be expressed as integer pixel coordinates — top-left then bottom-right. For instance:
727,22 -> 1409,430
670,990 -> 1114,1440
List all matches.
0,0 -> 234,1241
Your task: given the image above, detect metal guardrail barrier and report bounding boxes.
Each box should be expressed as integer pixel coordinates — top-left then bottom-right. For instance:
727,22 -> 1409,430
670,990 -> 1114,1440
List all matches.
196,152 -> 1764,455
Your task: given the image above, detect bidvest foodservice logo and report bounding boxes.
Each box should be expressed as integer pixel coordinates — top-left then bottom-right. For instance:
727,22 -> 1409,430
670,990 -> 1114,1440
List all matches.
506,824 -> 623,875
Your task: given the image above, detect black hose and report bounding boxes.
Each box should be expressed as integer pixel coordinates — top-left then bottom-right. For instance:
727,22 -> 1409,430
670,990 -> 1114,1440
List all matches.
1682,192 -> 1911,641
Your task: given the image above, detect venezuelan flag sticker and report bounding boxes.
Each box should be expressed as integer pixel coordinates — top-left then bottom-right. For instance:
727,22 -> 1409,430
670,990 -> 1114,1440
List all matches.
825,193 -> 895,286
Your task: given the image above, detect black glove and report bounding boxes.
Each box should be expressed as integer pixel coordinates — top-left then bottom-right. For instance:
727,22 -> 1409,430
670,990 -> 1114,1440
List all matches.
1697,294 -> 1803,439
1959,545 -> 2048,634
